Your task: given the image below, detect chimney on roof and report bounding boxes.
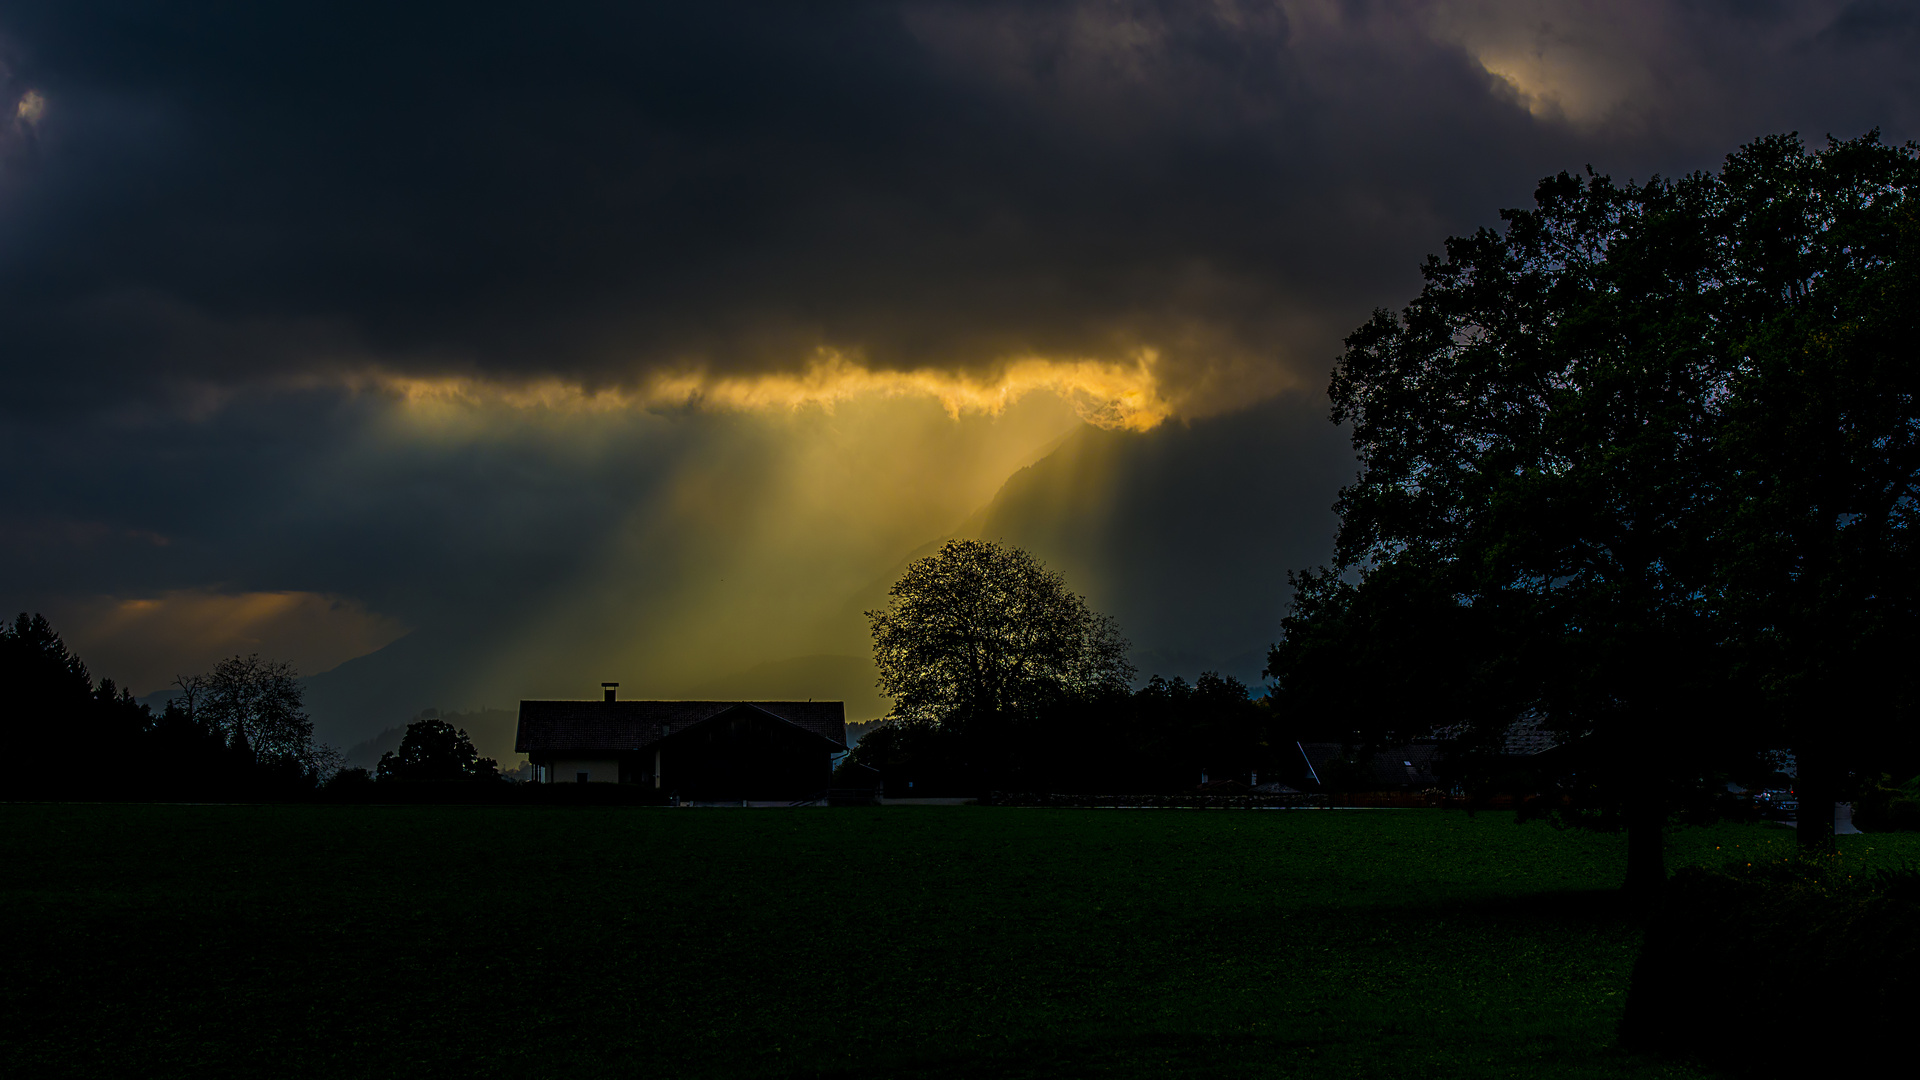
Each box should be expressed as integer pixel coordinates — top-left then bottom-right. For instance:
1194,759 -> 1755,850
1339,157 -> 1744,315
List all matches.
602,682 -> 619,702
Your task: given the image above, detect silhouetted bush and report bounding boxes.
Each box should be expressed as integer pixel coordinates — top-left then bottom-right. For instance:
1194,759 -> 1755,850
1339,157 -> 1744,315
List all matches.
375,716 -> 499,781
1621,858 -> 1920,1067
830,758 -> 880,786
1852,774 -> 1920,832
309,776 -> 693,805
841,720 -> 975,797
847,672 -> 1282,797
324,766 -> 375,791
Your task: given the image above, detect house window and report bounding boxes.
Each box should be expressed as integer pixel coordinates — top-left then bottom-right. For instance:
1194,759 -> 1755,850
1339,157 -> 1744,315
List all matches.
577,771 -> 589,784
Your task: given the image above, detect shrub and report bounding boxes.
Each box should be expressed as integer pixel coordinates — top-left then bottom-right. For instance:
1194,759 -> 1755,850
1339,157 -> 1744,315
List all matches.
1852,774 -> 1920,832
1620,856 -> 1920,1067
375,717 -> 499,782
324,766 -> 375,790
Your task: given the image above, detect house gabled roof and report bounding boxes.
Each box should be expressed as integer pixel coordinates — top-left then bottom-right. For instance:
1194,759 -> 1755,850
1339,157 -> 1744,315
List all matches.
1431,715 -> 1562,757
515,699 -> 847,754
652,702 -> 851,753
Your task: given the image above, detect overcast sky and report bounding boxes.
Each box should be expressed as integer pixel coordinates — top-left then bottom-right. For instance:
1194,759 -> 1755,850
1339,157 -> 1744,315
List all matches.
4,1 -> 1916,746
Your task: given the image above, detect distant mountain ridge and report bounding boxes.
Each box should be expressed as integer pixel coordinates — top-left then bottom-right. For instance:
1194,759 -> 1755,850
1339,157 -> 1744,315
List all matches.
965,392 -> 1351,687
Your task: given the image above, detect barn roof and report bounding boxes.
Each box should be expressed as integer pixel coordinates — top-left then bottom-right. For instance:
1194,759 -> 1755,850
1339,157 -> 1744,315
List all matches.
1430,715 -> 1563,757
515,699 -> 847,754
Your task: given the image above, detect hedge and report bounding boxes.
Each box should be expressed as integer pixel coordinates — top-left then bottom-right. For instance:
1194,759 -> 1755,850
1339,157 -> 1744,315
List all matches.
1620,857 -> 1919,1067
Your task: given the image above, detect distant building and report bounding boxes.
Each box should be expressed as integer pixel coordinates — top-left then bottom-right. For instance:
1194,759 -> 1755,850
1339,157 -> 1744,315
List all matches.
514,685 -> 847,802
1296,717 -> 1570,794
1298,739 -> 1446,791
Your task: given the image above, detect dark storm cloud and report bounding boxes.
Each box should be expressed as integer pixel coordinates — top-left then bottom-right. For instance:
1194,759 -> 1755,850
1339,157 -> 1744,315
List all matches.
5,1 -> 1919,741
0,387 -> 675,615
9,0 -> 1908,413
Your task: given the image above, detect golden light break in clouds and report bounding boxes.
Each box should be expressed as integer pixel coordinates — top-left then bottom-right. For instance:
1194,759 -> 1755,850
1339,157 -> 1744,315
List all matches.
368,351 -> 1178,432
15,89 -> 45,124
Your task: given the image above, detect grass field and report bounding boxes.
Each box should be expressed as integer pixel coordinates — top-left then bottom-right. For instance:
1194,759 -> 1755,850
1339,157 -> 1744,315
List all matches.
4,805 -> 1913,1079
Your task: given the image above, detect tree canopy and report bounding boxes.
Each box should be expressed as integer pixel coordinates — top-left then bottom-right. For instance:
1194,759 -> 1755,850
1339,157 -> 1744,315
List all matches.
377,717 -> 500,782
868,539 -> 1133,731
1711,138 -> 1920,844
197,653 -> 316,769
858,539 -> 1133,791
1,613 -> 333,798
1268,132 -> 1920,888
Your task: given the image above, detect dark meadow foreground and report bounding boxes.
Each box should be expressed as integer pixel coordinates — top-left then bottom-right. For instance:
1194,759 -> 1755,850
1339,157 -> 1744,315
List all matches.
6,805 -> 1903,1079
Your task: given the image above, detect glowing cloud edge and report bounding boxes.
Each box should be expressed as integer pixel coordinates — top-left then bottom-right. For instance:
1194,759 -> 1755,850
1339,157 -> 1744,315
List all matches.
362,351 -> 1176,432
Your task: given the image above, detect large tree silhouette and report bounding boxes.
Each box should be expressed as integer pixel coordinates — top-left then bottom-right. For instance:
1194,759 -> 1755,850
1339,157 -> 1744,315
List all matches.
1273,132 -> 1920,893
866,540 -> 1132,785
1712,136 -> 1920,850
376,716 -> 499,782
198,654 -> 314,769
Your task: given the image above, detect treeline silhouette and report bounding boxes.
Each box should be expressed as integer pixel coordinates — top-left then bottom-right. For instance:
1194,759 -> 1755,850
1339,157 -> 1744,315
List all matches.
0,612 -> 637,804
1263,132 -> 1920,886
1,613 -> 322,800
846,671 -> 1292,797
849,539 -> 1305,797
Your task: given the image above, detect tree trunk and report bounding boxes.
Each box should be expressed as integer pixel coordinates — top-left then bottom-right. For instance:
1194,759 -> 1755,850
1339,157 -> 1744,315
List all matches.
1624,780 -> 1667,901
1794,743 -> 1835,855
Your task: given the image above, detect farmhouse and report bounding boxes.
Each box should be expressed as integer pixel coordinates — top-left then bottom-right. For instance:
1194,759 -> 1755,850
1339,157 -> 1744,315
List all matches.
515,685 -> 847,801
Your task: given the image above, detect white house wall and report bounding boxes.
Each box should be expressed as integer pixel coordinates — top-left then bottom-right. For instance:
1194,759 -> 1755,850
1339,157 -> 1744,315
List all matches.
548,758 -> 620,784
